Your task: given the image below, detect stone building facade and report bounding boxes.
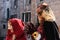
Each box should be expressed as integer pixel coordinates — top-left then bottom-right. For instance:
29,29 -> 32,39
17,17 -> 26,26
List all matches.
0,0 -> 36,39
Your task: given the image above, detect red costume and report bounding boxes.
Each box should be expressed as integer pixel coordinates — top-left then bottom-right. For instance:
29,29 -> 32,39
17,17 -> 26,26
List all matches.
6,18 -> 27,40
37,24 -> 46,40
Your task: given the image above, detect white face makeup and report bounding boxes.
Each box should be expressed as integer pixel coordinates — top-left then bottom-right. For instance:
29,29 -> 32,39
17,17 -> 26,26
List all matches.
35,33 -> 41,40
8,21 -> 13,30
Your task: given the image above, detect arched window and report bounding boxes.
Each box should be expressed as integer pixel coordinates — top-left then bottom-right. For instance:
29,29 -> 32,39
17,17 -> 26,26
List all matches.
29,0 -> 31,4
7,0 -> 9,1
3,24 -> 6,29
7,8 -> 9,20
22,12 -> 31,22
40,0 -> 43,1
14,0 -> 18,8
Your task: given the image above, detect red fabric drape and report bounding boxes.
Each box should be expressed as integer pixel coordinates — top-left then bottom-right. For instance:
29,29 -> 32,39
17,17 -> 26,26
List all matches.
6,18 -> 26,40
37,25 -> 46,40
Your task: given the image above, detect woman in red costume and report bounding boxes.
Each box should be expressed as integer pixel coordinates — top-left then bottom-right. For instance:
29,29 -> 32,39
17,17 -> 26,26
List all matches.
6,18 -> 27,40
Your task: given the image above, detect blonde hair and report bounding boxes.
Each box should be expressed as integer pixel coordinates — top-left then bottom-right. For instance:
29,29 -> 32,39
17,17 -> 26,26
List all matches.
42,7 -> 56,21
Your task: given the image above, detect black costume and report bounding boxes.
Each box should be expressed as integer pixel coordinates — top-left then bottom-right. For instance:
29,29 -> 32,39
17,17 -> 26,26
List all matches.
43,21 -> 59,40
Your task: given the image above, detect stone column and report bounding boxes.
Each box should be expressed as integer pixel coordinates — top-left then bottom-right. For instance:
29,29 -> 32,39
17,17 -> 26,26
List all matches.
31,0 -> 37,24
